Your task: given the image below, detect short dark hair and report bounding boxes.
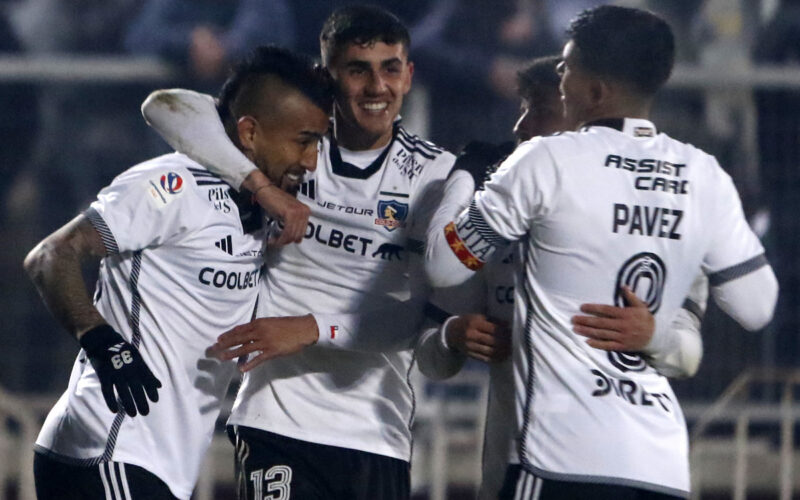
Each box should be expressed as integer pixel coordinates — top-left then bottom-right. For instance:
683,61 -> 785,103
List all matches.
320,5 -> 410,65
217,45 -> 334,134
566,6 -> 674,95
517,55 -> 561,103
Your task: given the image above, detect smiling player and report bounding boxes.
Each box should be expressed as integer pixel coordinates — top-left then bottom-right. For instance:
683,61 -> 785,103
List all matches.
25,46 -> 331,500
142,6 -> 456,500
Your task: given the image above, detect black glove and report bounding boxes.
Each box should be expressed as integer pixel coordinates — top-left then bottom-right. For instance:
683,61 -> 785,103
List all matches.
79,324 -> 162,417
449,141 -> 516,191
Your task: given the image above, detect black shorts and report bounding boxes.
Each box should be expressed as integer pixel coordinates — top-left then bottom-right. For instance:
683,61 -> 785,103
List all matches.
499,464 -> 686,500
34,450 -> 177,500
230,425 -> 410,500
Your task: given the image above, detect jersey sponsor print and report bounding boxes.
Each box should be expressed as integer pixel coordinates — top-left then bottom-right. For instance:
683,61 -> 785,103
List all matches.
36,154 -> 266,500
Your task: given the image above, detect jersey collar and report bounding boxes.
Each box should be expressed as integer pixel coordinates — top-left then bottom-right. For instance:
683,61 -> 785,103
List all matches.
582,118 -> 657,138
328,122 -> 399,179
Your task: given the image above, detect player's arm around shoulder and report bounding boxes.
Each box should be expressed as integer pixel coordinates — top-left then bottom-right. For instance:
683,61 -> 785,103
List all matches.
142,89 -> 311,245
424,140 -> 550,288
572,285 -> 704,378
142,89 -> 256,189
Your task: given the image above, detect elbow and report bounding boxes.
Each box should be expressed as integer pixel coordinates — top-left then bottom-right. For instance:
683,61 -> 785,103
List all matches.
741,269 -> 779,332
713,265 -> 779,332
23,241 -> 49,286
141,89 -> 173,125
742,290 -> 778,332
744,305 -> 777,333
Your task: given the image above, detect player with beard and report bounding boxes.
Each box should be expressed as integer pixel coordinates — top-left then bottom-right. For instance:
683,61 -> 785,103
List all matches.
142,6 -> 454,499
25,46 -> 331,500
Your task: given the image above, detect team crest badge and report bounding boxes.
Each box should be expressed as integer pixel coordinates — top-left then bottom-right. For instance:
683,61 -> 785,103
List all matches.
375,200 -> 408,232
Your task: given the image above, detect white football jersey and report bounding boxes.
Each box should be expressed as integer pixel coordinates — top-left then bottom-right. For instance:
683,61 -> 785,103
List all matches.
444,118 -> 767,495
35,153 -> 266,499
228,126 -> 455,460
413,243 -> 522,500
477,246 -> 522,499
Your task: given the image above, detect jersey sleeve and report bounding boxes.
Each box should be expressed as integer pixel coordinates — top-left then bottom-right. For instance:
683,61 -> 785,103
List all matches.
415,323 -> 467,380
414,273 -> 487,380
141,89 -> 257,190
702,163 -> 778,330
87,163 -> 200,254
312,294 -> 427,352
474,139 -> 559,242
425,140 -> 558,287
644,273 -> 707,378
703,164 -> 767,279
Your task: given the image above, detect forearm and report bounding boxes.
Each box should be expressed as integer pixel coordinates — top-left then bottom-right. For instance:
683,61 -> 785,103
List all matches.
415,320 -> 467,380
313,296 -> 427,353
141,89 -> 257,189
23,216 -> 106,339
711,264 -> 778,331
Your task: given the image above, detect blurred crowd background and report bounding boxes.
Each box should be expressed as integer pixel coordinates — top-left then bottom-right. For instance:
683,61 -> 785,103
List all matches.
0,0 -> 799,412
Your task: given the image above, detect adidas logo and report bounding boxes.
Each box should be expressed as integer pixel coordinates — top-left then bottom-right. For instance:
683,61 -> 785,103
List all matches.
215,235 -> 233,255
108,343 -> 125,353
299,179 -> 316,200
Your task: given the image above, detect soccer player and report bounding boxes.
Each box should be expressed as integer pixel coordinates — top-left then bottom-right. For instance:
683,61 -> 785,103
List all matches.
424,6 -> 778,499
416,55 -> 707,499
142,6 -> 454,499
24,46 -> 332,500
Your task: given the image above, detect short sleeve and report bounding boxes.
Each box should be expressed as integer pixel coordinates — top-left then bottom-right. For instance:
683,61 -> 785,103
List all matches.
407,151 -> 455,244
443,139 -> 559,270
475,139 -> 558,242
87,161 -> 202,254
703,166 -> 767,285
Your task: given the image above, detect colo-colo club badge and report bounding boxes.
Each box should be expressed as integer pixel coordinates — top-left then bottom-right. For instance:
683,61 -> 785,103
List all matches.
375,200 -> 408,232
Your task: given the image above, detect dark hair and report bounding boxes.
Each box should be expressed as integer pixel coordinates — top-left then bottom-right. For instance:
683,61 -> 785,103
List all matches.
566,5 -> 674,95
320,5 -> 410,64
217,45 -> 334,133
516,55 -> 561,103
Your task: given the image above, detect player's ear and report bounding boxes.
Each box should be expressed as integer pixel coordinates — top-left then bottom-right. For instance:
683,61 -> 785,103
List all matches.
403,61 -> 414,94
236,116 -> 258,152
589,78 -> 608,108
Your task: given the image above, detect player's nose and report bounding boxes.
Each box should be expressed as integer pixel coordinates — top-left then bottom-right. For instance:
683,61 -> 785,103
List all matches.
365,72 -> 386,95
300,149 -> 317,172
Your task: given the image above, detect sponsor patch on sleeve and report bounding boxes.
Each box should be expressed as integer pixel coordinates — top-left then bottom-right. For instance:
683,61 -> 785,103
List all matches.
146,171 -> 185,208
